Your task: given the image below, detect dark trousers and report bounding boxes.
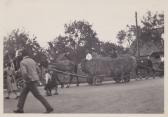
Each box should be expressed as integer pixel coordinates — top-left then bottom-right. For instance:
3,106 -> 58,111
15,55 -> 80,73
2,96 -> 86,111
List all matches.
17,81 -> 52,111
45,84 -> 52,95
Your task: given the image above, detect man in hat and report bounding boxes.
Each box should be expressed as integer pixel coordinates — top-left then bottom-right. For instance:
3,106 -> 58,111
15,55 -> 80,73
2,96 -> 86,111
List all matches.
14,49 -> 53,113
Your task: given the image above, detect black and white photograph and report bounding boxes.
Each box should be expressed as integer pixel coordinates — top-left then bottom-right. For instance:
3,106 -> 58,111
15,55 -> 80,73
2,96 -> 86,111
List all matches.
1,0 -> 166,115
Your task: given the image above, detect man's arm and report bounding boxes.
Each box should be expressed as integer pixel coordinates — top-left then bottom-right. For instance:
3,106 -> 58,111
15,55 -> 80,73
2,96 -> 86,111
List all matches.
36,64 -> 40,75
20,62 -> 30,81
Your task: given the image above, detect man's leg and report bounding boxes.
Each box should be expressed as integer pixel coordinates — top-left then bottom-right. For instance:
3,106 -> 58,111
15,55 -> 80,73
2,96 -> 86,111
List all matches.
76,76 -> 79,86
54,85 -> 58,95
13,90 -> 19,99
48,87 -> 52,96
29,81 -> 53,112
73,64 -> 79,86
66,75 -> 73,88
45,85 -> 51,96
14,84 -> 29,112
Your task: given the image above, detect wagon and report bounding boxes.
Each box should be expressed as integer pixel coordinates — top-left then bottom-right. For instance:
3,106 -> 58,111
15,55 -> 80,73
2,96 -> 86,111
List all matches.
136,51 -> 164,79
136,56 -> 154,79
80,55 -> 137,85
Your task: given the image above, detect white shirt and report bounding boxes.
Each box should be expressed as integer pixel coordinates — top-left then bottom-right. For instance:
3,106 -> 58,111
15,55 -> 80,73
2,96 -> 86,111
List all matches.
86,53 -> 92,60
161,56 -> 164,62
45,73 -> 51,84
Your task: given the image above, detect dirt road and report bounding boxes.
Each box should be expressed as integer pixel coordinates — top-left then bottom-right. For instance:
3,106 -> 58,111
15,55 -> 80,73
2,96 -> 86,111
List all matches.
4,77 -> 164,113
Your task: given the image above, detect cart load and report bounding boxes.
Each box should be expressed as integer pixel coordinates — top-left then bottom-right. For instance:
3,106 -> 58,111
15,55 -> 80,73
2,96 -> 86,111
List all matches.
81,55 -> 137,85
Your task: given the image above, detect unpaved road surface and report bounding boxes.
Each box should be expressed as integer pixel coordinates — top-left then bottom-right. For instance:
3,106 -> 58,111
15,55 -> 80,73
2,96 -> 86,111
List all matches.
4,77 -> 164,113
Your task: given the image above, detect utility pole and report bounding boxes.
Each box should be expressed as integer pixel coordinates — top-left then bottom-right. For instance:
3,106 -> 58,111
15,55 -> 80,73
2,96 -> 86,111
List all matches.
135,12 -> 140,57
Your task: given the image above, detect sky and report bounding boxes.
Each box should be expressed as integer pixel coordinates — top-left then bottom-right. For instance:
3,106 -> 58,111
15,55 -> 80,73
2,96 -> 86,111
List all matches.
0,0 -> 165,48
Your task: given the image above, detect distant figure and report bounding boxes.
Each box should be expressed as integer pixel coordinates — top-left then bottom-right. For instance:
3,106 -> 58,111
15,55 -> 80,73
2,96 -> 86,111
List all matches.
44,70 -> 52,96
86,52 -> 92,61
13,49 -> 23,71
85,48 -> 100,60
14,49 -> 53,113
50,71 -> 59,95
5,63 -> 18,99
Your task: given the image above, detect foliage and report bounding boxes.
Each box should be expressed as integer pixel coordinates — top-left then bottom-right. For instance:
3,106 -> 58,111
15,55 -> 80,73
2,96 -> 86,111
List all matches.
116,30 -> 126,45
48,20 -> 100,63
3,29 -> 47,65
140,11 -> 164,44
116,11 -> 164,56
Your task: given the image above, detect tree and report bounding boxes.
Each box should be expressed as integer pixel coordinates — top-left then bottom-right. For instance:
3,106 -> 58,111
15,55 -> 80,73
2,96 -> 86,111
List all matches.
99,42 -> 116,56
140,11 -> 164,47
48,20 -> 100,64
116,30 -> 126,45
64,20 -> 100,51
3,28 -> 46,65
130,11 -> 164,56
47,35 -> 70,62
116,11 -> 164,56
64,20 -> 101,63
125,25 -> 137,47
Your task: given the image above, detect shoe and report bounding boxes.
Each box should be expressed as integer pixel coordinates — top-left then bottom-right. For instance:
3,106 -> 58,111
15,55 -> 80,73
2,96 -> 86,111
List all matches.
13,109 -> 24,113
45,108 -> 53,113
54,92 -> 59,95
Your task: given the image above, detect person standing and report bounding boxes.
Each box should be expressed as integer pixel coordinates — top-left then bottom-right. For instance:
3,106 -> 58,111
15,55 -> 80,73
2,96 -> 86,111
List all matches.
14,49 -> 53,113
50,71 -> 59,95
86,51 -> 92,61
5,63 -> 18,99
44,70 -> 52,96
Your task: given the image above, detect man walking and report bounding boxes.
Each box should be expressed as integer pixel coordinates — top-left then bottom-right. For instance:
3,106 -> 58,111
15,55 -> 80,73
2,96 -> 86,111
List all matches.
14,49 -> 53,113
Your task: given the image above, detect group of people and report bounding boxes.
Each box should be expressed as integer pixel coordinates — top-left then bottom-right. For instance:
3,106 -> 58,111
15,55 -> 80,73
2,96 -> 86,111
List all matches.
4,62 -> 19,99
5,49 -> 54,113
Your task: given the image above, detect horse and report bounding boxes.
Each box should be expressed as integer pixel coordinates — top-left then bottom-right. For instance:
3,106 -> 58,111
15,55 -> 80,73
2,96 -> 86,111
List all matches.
48,58 -> 79,88
41,53 -> 80,88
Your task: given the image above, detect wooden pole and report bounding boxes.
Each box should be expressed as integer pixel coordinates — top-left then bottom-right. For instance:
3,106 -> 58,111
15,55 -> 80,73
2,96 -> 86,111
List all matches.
49,68 -> 89,78
49,68 -> 107,78
135,12 -> 140,57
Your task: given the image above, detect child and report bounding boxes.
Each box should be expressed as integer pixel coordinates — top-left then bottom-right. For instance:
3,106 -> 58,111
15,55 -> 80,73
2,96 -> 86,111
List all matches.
50,71 -> 59,95
44,70 -> 52,96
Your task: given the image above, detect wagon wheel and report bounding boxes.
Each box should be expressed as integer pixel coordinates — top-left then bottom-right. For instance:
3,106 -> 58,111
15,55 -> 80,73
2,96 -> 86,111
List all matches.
16,79 -> 25,90
123,77 -> 130,82
137,68 -> 147,79
87,75 -> 94,85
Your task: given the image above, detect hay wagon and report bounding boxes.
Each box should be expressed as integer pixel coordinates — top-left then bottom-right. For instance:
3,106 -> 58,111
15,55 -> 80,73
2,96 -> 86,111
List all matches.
80,55 -> 137,85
